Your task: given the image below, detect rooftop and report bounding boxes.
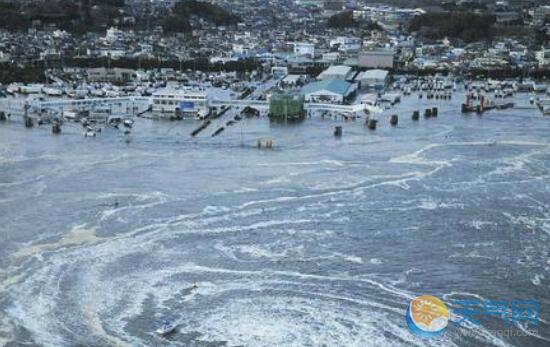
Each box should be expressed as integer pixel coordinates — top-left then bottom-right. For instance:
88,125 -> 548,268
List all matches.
362,69 -> 389,80
301,78 -> 352,96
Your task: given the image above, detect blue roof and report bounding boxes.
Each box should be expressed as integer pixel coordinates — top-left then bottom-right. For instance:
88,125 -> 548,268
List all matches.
300,78 -> 352,96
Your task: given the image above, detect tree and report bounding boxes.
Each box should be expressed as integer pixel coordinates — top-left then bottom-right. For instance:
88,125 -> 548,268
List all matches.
409,12 -> 497,43
327,11 -> 358,28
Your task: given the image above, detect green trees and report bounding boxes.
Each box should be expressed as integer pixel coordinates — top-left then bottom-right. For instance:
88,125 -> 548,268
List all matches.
162,0 -> 240,33
408,12 -> 497,43
0,0 -> 239,33
327,11 -> 358,28
173,0 -> 240,27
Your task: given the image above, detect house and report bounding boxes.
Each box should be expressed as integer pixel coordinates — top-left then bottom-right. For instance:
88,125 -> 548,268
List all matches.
301,78 -> 356,103
318,65 -> 353,80
293,42 -> 315,58
330,37 -> 361,52
534,6 -> 550,24
87,68 -> 135,83
536,49 -> 550,67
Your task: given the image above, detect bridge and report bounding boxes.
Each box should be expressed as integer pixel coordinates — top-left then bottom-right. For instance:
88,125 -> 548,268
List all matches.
211,99 -> 381,115
0,96 -> 152,117
33,97 -> 151,113
1,95 -> 380,119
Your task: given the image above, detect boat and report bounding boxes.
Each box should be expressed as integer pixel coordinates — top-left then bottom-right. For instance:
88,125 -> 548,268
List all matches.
495,102 -> 514,110
89,106 -> 111,122
156,321 -> 176,336
533,83 -> 547,94
19,84 -> 43,94
43,87 -> 63,97
538,99 -> 550,115
63,111 -> 80,122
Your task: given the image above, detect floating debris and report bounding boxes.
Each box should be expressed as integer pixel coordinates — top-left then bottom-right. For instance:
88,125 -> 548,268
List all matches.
52,122 -> 61,134
24,116 -> 33,128
211,127 -> 225,137
257,139 -> 274,149
191,120 -> 211,137
123,119 -> 134,128
367,118 -> 377,130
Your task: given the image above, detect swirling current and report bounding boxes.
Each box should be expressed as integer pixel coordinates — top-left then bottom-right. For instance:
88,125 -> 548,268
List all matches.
0,92 -> 549,346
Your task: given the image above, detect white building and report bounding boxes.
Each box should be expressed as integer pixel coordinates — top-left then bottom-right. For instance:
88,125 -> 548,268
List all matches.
293,42 -> 315,58
536,49 -> 550,67
106,27 -> 124,43
272,66 -> 289,78
232,44 -> 250,55
151,88 -> 209,118
318,65 -> 353,80
533,6 -> 550,24
330,37 -> 361,52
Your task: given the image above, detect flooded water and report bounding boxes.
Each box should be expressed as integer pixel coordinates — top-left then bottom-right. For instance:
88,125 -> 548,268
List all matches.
0,92 -> 549,347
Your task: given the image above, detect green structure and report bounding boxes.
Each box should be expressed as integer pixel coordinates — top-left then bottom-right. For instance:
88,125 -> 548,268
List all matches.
269,93 -> 305,121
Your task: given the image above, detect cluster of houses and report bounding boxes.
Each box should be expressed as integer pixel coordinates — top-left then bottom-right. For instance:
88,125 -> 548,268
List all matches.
0,0 -> 547,70
0,0 -> 549,120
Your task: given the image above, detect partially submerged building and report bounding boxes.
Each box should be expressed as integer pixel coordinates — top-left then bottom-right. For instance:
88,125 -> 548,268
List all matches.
151,87 -> 209,118
301,78 -> 356,103
357,69 -> 389,91
269,93 -> 306,121
317,65 -> 353,80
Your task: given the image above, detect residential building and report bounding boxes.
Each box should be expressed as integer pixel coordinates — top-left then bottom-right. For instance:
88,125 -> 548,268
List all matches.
293,42 -> 315,58
536,49 -> 550,67
87,68 -> 135,83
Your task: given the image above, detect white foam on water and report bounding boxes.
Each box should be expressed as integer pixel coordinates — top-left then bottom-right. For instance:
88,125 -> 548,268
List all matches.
0,315 -> 15,346
183,296 -> 426,347
202,205 -> 231,215
232,186 -> 258,193
256,159 -> 345,167
10,224 -> 101,261
369,258 -> 383,265
471,220 -> 496,230
263,175 -> 292,185
531,274 -> 544,286
332,252 -> 363,264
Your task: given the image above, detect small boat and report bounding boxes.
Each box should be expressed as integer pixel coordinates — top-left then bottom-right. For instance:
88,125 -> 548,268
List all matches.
156,321 -> 176,336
